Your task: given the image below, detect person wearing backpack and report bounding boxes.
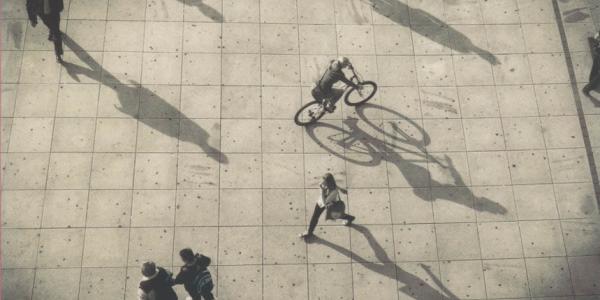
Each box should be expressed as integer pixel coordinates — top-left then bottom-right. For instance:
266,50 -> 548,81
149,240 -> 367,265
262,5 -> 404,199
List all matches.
138,261 -> 178,300
174,248 -> 214,300
299,173 -> 355,240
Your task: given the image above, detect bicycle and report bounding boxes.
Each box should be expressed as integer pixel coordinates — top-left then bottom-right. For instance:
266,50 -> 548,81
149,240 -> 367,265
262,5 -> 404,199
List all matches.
294,66 -> 377,126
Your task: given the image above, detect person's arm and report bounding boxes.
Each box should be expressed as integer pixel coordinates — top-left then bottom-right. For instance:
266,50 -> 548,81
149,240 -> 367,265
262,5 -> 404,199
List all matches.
26,0 -> 38,25
338,187 -> 348,194
137,288 -> 150,300
173,267 -> 185,285
339,74 -> 360,90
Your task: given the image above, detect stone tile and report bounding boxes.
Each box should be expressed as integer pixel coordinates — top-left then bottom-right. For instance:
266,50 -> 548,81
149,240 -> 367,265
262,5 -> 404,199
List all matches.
478,222 -> 524,259
561,219 -> 600,256
134,153 -> 178,189
496,85 -> 539,117
15,84 -> 59,117
503,117 -> 546,150
395,262 -> 445,300
439,260 -> 486,299
127,227 -> 174,267
555,183 -> 598,218
263,153 -> 304,188
182,0 -> 221,22
260,0 -> 297,23
37,228 -> 85,268
219,189 -> 262,226
131,190 -> 176,227
517,0 -> 557,23
42,190 -> 88,228
217,266 -> 262,300
2,229 -> 39,268
335,0 -> 373,25
467,151 -> 511,186
32,268 -> 81,300
86,190 -> 132,227
176,153 -> 219,188
182,53 -> 221,85
346,154 -> 388,188
141,53 -> 182,85
299,25 -> 337,55
308,226 -> 352,263
541,116 -> 585,148
423,119 -> 466,152
218,227 -> 262,265
374,25 -> 414,55
436,223 -> 481,260
263,226 -> 307,264
221,119 -> 262,153
1,190 -> 44,228
492,54 -> 533,85
2,51 -> 22,83
107,0 -> 145,19
2,153 -> 49,189
457,86 -> 500,118
175,189 -> 219,226
376,56 -> 417,86
298,0 -> 335,24
520,220 -> 566,257
390,188 -> 434,224
548,148 -> 592,183
393,224 -> 438,261
222,54 -> 261,85
82,228 -> 129,267
378,87 -> 422,119
89,153 -> 134,189
65,20 -> 106,51
1,84 -> 17,117
220,154 -> 262,188
535,84 -> 577,116
222,23 -> 260,53
485,24 -> 527,54
183,22 -> 221,53
453,55 -> 495,85
79,268 -> 126,300
429,151 -> 472,187
411,25 -> 451,55
105,21 -> 145,52
180,86 -> 220,118
55,84 -> 99,118
420,87 -> 460,118
309,263 -> 353,300
9,117 -> 53,152
263,189 -> 306,225
179,119 -> 221,154
46,153 -> 92,189
97,84 -> 140,118
526,257 -> 573,298
514,184 -> 559,220
263,265 -> 308,300
51,118 -> 96,152
220,86 -> 260,118
1,118 -> 12,153
508,150 -> 553,184
261,54 -> 300,85
2,269 -> 35,300
346,189 -> 391,224
482,259 -> 530,299
102,52 -> 143,84
463,118 -> 505,151
522,23 -> 563,53
261,24 -> 299,54
136,119 -> 179,152
481,0 -> 521,24
223,0 -> 259,23
350,225 -> 395,263
352,263 -> 398,300
415,55 -> 456,86
569,256 -> 600,296
262,119 -> 303,153
69,0 -> 108,19
529,53 -> 570,84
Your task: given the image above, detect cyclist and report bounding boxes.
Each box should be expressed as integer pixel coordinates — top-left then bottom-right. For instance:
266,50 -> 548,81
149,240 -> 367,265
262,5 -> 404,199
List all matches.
312,57 -> 361,113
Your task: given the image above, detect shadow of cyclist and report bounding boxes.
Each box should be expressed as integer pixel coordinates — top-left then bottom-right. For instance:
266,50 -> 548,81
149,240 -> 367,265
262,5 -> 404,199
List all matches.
61,35 -> 226,164
305,103 -> 507,215
369,0 -> 499,65
311,224 -> 459,300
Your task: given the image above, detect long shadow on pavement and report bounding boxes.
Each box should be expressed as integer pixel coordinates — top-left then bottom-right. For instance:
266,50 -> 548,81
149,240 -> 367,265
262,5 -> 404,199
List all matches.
311,224 -> 459,300
305,103 -> 507,215
369,0 -> 499,65
61,35 -> 226,163
177,0 -> 223,22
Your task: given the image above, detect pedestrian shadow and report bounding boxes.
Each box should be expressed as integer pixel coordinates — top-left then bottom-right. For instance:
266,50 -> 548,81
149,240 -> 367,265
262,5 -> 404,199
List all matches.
305,103 -> 507,215
178,0 -> 223,22
61,35 -> 226,163
7,20 -> 24,49
368,0 -> 499,65
311,224 -> 459,300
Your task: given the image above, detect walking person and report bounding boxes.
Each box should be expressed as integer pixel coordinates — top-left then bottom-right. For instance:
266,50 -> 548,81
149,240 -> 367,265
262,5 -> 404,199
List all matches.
584,31 -> 600,97
174,248 -> 215,300
26,0 -> 64,62
300,173 -> 355,240
138,261 -> 178,300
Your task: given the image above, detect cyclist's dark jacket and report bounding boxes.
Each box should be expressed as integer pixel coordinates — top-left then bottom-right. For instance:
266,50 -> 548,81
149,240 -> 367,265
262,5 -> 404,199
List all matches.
316,63 -> 358,93
592,35 -> 600,57
139,267 -> 178,300
174,254 -> 211,297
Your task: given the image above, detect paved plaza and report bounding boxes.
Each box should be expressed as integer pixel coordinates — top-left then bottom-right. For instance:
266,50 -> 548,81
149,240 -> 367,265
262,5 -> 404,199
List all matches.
2,0 -> 600,299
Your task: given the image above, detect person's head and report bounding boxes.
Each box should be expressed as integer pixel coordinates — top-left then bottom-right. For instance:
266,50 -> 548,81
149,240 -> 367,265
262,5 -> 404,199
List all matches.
179,248 -> 195,264
322,173 -> 337,190
141,261 -> 157,278
332,56 -> 351,70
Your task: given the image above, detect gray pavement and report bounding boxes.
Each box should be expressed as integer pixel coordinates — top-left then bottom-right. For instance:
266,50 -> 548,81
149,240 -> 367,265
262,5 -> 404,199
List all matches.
2,0 -> 600,299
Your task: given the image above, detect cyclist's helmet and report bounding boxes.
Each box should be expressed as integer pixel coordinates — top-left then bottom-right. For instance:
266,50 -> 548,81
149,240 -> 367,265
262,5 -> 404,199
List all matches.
337,56 -> 351,67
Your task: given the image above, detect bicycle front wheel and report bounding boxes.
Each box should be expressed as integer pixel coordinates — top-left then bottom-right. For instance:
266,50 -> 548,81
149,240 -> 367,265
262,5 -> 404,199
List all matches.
294,101 -> 325,126
344,81 -> 377,106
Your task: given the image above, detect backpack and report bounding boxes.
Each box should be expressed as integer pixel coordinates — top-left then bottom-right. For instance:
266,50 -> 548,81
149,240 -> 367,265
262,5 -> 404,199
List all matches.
326,198 -> 346,220
192,269 -> 214,295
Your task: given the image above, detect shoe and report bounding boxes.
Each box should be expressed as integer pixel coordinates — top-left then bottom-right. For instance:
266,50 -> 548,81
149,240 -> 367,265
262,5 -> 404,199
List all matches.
343,216 -> 355,226
56,55 -> 64,63
583,86 -> 592,97
299,232 -> 313,239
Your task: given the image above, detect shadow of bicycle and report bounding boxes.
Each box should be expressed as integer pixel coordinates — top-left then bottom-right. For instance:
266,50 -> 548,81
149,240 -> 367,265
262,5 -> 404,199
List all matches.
305,103 -> 507,216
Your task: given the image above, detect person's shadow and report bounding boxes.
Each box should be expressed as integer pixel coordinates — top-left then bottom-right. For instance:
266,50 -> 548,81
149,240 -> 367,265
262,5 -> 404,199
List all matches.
369,0 -> 499,65
306,103 -> 507,216
61,35 -> 226,163
311,224 -> 459,300
178,0 -> 223,22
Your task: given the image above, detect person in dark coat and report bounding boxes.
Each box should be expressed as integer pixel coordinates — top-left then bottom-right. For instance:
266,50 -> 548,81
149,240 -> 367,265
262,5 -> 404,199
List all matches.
299,173 -> 355,240
26,0 -> 64,62
138,261 -> 178,300
584,31 -> 600,97
174,248 -> 214,300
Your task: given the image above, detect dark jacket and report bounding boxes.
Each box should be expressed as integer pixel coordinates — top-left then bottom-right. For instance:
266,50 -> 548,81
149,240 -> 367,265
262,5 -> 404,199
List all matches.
316,62 -> 357,93
174,254 -> 212,297
591,36 -> 600,58
26,0 -> 64,21
139,267 -> 178,300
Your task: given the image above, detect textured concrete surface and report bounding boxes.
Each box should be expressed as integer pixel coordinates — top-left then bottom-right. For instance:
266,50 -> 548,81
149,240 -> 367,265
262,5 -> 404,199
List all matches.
2,0 -> 600,299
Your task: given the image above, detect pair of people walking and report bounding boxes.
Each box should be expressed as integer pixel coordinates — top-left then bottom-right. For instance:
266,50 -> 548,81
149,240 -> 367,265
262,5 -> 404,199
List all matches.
300,173 -> 356,239
138,248 -> 214,300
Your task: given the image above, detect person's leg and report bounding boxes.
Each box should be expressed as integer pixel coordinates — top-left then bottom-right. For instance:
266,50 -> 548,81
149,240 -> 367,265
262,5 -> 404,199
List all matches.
585,55 -> 600,94
202,291 -> 215,300
306,204 -> 325,235
42,12 -> 63,60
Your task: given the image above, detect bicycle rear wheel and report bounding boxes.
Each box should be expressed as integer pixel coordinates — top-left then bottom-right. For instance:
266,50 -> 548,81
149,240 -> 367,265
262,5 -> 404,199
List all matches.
344,81 -> 377,106
294,101 -> 325,126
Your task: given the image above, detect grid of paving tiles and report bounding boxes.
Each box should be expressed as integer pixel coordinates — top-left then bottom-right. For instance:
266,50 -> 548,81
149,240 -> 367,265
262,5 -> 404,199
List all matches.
2,0 -> 600,299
